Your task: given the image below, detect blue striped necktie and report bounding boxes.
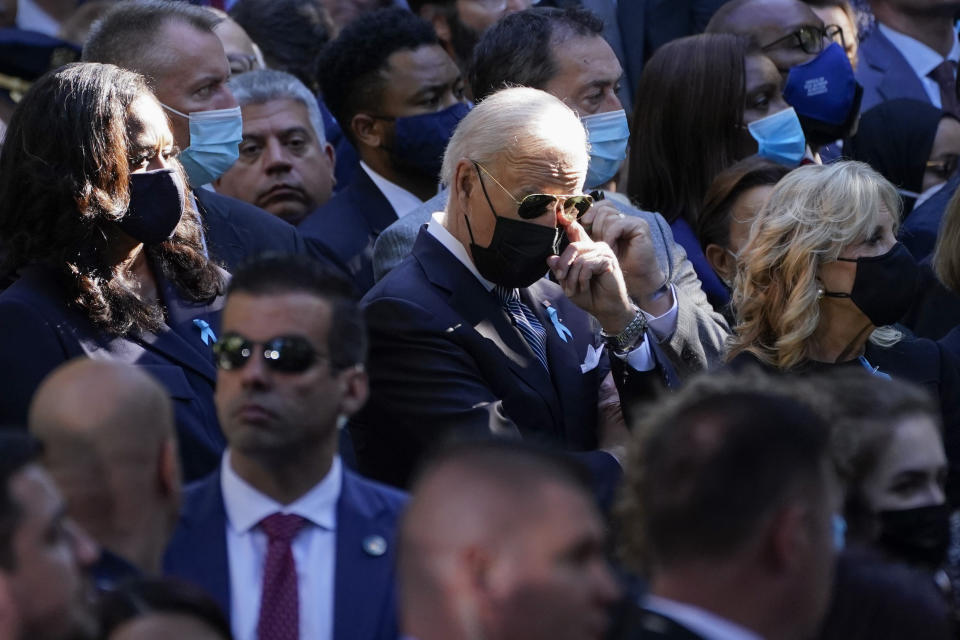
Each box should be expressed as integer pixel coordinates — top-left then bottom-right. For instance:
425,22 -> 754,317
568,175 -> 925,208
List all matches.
496,285 -> 549,370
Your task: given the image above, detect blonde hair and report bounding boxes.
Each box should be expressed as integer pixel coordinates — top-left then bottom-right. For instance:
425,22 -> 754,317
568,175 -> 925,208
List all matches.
439,86 -> 588,188
934,186 -> 960,294
727,161 -> 903,369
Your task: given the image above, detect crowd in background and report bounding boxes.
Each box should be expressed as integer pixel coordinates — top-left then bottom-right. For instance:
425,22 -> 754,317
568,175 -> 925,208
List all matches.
1,0 -> 960,639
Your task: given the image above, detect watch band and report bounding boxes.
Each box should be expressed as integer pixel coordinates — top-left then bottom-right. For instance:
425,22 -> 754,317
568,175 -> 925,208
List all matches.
600,306 -> 647,354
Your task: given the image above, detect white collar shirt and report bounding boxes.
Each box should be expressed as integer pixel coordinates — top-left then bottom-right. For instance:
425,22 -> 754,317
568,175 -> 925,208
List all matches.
360,161 -> 425,218
221,451 -> 342,640
644,595 -> 765,640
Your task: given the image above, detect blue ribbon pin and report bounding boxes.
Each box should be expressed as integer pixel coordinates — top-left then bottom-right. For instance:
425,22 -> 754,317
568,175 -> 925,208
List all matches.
193,319 -> 217,346
546,307 -> 573,342
858,355 -> 892,380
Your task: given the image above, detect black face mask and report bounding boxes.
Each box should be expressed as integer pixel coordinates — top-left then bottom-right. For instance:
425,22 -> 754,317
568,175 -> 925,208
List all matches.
877,503 -> 951,569
466,214 -> 559,289
822,242 -> 920,326
118,168 -> 186,245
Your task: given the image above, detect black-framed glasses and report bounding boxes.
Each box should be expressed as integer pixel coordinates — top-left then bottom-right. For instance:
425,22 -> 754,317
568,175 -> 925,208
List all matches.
471,160 -> 593,223
761,24 -> 845,55
213,332 -> 323,373
927,154 -> 960,179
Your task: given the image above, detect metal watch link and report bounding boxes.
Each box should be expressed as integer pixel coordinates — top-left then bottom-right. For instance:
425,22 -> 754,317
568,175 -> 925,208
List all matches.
600,305 -> 647,354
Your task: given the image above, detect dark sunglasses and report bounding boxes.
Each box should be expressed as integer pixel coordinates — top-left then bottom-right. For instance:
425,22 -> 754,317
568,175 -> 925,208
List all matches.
762,24 -> 845,55
471,160 -> 594,223
927,154 -> 960,179
213,332 -> 322,373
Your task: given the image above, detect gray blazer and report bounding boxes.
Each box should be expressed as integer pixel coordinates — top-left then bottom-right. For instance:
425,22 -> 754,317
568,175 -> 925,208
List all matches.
372,192 -> 730,377
855,27 -> 931,113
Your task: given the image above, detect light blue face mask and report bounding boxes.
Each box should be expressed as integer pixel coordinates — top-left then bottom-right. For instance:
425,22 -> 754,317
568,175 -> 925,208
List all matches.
832,513 -> 847,552
162,104 -> 243,186
581,109 -> 630,188
747,107 -> 806,168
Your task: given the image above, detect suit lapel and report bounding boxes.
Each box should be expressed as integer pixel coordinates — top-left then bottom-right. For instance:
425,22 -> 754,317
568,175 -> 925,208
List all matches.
868,29 -> 929,104
354,169 -> 402,237
333,470 -> 396,640
412,232 -> 563,426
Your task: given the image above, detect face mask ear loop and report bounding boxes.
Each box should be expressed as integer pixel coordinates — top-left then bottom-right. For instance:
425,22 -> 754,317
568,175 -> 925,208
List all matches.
472,161 -> 502,220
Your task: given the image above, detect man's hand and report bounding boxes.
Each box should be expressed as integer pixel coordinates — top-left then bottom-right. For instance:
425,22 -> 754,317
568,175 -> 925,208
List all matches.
547,220 -> 635,334
580,201 -> 672,317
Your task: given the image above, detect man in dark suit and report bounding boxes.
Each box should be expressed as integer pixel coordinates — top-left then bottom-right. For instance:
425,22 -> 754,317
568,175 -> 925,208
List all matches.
297,8 -> 470,293
164,255 -> 406,640
354,86 -> 671,489
29,360 -> 181,589
82,1 -> 332,274
614,374 -> 839,640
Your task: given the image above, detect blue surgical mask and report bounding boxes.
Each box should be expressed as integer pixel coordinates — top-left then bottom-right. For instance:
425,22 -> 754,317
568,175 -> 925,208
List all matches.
162,104 -> 243,186
747,107 -> 806,167
832,513 -> 847,552
581,109 -> 629,188
390,101 -> 471,182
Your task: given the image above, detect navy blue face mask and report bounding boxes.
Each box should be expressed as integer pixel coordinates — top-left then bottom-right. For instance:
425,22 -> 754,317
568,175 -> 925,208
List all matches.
117,168 -> 186,245
385,102 -> 471,181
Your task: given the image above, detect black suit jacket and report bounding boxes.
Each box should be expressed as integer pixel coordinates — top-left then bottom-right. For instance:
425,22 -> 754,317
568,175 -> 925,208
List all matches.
298,168 -> 399,294
351,229 -> 662,488
195,189 -> 345,273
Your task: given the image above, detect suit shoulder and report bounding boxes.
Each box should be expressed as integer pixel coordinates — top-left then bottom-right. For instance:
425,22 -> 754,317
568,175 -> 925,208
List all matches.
201,190 -> 298,234
343,469 -> 409,514
178,471 -> 222,515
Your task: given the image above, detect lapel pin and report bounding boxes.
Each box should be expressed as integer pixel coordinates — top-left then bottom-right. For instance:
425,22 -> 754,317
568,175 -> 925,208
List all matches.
193,319 -> 217,346
362,534 -> 387,557
545,306 -> 573,343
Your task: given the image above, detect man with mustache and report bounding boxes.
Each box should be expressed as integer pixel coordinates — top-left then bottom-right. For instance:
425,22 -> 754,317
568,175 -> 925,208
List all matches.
215,69 -> 336,227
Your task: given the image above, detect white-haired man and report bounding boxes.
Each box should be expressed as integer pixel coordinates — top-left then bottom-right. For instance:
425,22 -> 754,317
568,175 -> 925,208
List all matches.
216,69 -> 336,226
352,87 -> 668,490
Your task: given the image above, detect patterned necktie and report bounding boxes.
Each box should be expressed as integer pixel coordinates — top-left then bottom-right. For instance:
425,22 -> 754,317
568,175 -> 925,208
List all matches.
257,513 -> 307,640
495,285 -> 549,370
929,60 -> 960,118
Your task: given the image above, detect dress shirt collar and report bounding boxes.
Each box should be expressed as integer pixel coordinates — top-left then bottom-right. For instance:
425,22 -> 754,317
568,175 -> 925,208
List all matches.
426,211 -> 496,292
359,161 -> 425,218
220,450 -> 341,534
878,23 -> 960,79
643,595 -> 765,640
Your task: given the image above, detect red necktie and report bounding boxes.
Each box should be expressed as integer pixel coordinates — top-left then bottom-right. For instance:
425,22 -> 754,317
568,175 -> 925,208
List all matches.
257,513 -> 307,640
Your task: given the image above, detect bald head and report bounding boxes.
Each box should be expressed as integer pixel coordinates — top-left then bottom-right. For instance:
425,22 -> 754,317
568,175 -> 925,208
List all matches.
28,359 -> 179,573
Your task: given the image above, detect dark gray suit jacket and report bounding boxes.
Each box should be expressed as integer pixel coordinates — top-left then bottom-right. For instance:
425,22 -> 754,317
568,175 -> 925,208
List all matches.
372,192 -> 729,378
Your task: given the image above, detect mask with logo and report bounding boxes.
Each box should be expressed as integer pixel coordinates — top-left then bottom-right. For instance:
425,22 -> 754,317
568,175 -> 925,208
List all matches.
747,107 -> 806,167
162,104 -> 243,186
877,503 -> 951,569
784,42 -> 863,145
118,168 -> 187,244
387,102 -> 471,182
821,242 -> 920,326
581,109 -> 630,188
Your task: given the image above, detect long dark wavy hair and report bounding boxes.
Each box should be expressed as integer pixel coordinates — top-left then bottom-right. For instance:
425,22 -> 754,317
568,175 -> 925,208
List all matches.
0,62 -> 224,335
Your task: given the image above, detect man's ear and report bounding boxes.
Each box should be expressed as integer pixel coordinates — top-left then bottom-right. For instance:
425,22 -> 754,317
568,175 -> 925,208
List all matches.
419,4 -> 452,46
762,503 -> 810,575
705,243 -> 734,285
453,159 -> 476,212
351,113 -> 386,149
338,366 -> 370,418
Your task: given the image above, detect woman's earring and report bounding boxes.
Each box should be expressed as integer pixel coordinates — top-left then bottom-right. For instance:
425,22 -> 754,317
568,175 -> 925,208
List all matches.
817,286 -> 825,301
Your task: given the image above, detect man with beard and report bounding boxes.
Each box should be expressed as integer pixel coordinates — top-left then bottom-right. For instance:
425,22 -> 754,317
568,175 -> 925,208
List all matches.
298,8 -> 469,293
215,70 -> 336,226
408,0 -> 533,97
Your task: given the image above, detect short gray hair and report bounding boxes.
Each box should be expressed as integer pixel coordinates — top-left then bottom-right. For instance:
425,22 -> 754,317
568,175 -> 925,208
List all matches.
440,86 -> 588,188
228,69 -> 327,146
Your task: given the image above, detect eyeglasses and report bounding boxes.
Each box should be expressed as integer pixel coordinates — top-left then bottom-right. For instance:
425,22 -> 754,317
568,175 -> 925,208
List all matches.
761,24 -> 845,55
471,160 -> 593,223
927,154 -> 960,179
213,333 -> 323,373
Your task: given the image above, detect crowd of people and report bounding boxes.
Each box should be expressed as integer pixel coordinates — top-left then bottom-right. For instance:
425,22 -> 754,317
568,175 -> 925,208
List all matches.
1,0 -> 960,638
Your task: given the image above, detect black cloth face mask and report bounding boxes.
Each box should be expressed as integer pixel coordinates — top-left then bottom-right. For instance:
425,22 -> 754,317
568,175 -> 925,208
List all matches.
876,502 -> 951,569
822,242 -> 920,327
117,168 -> 186,245
464,164 -> 560,289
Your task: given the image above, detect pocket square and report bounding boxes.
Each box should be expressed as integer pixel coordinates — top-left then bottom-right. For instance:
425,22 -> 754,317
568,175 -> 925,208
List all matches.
580,343 -> 604,373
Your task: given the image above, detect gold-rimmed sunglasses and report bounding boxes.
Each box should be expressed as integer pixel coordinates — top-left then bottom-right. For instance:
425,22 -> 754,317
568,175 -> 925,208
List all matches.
471,160 -> 594,224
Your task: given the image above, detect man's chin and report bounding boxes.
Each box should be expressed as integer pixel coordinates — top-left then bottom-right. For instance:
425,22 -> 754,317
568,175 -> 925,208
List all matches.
259,201 -> 310,225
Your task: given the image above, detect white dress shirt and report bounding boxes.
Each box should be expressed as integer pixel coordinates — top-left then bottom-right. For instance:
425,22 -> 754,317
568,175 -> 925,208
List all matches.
359,161 -> 425,218
221,451 -> 342,640
426,213 -> 678,372
644,595 -> 765,640
878,23 -> 960,109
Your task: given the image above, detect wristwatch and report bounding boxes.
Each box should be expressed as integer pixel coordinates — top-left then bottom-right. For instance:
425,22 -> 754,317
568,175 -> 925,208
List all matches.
600,305 -> 647,354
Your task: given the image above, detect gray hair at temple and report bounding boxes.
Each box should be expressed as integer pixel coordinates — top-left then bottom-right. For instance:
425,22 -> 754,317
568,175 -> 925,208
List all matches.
228,68 -> 327,146
439,86 -> 588,189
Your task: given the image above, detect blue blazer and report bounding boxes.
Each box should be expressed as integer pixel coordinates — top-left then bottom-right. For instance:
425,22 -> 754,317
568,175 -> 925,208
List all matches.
195,189 -> 347,274
298,169 -> 399,294
163,465 -> 407,640
0,265 -> 226,481
352,229 -> 662,489
856,27 -> 931,113
901,172 -> 960,264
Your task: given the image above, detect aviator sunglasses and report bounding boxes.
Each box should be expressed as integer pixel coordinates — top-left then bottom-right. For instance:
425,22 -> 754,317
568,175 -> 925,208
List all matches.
471,160 -> 593,223
213,332 -> 323,373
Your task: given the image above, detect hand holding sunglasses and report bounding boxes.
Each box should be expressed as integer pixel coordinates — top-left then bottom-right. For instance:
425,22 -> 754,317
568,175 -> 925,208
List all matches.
213,332 -> 324,373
